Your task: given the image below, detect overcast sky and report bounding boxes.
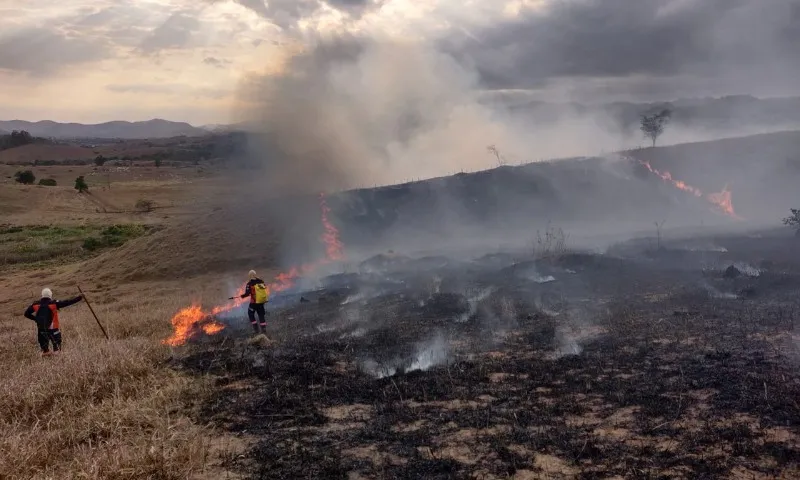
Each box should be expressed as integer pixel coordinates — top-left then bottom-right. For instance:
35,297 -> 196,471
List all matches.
1,0 -> 798,125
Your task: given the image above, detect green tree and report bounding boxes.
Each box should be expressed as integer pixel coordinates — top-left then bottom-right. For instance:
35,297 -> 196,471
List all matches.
74,176 -> 89,193
640,109 -> 672,147
14,170 -> 35,184
38,178 -> 57,186
154,158 -> 162,168
94,155 -> 106,166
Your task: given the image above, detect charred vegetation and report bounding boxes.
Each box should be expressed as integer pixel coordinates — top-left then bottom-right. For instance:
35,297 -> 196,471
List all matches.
171,231 -> 800,479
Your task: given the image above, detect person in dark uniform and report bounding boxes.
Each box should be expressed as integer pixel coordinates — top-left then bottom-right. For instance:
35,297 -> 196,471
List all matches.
24,288 -> 83,356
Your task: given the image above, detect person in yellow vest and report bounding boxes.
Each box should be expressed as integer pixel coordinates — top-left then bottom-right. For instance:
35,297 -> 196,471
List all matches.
23,288 -> 83,356
236,270 -> 269,334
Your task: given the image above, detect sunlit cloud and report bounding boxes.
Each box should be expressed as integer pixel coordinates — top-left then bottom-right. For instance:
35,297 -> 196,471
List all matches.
1,0 -> 798,124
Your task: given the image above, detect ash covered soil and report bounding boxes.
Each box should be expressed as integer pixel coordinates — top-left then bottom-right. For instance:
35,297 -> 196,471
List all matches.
172,230 -> 800,479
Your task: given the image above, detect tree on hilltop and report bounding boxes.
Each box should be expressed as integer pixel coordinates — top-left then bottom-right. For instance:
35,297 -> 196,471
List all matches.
640,109 -> 672,147
1,130 -> 34,150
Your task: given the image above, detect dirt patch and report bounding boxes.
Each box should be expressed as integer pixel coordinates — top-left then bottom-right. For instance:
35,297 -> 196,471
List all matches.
323,404 -> 374,421
534,454 -> 579,477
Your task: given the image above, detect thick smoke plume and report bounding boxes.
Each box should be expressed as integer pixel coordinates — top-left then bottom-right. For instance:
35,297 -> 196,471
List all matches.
233,35 -> 637,193
236,36 -> 506,192
234,33 -> 792,199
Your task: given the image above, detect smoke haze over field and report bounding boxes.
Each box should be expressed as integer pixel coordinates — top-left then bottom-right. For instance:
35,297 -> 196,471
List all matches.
232,0 -> 800,192
234,36 -> 534,193
232,36 -> 720,193
192,0 -> 800,271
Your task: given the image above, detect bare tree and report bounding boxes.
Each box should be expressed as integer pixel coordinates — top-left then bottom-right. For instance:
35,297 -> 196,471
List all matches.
654,219 -> 666,250
487,145 -> 506,166
640,109 -> 672,148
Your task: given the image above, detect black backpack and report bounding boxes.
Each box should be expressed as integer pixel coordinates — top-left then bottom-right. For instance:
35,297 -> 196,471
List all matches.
34,301 -> 55,330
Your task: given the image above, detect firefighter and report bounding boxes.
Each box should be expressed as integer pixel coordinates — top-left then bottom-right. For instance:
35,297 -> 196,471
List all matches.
23,288 -> 83,357
237,270 -> 269,334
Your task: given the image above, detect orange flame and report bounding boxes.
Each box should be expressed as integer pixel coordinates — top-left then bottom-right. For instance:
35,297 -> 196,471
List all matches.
707,185 -> 740,219
202,322 -> 225,335
635,159 -> 741,219
162,193 -> 344,347
163,304 -> 225,347
320,193 -> 344,261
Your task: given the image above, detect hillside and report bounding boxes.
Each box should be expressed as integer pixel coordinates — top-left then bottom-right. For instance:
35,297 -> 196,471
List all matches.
6,128 -> 798,284
76,130 -> 800,284
316,130 -> 800,252
0,144 -> 97,163
624,129 -> 800,221
0,119 -> 207,139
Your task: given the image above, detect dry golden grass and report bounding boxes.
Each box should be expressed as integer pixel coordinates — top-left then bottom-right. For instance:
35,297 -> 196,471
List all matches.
0,164 -> 273,478
0,165 -> 226,226
0,273 -> 244,479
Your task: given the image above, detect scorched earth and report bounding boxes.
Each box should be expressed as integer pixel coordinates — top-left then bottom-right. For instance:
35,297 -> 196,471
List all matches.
168,220 -> 800,479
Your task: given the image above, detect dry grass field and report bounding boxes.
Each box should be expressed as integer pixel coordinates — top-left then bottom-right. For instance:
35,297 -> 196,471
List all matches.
0,164 -> 255,479
0,164 -> 223,224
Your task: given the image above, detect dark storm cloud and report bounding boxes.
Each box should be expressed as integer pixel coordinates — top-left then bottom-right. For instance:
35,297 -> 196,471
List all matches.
139,11 -> 201,53
226,0 -> 381,28
0,27 -> 110,76
326,0 -> 376,14
451,0 -> 800,90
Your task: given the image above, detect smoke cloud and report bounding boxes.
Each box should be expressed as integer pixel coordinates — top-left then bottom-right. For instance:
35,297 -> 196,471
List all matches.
236,36 -> 509,192
233,35 -> 650,194
233,15 -> 800,197
218,1 -> 800,264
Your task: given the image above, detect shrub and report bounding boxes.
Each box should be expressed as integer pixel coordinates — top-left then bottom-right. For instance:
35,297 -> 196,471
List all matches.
38,178 -> 57,186
74,176 -> 89,193
135,199 -> 154,213
81,236 -> 104,251
14,170 -> 35,185
94,155 -> 106,166
83,224 -> 147,251
532,223 -> 569,259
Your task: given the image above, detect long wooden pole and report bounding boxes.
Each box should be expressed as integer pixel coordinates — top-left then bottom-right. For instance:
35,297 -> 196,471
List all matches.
77,286 -> 109,339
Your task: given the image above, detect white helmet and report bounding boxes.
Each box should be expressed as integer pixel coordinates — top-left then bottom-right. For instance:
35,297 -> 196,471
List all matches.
41,288 -> 53,299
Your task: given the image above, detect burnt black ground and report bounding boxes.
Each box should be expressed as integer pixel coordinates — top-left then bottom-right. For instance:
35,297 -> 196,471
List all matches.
171,230 -> 800,479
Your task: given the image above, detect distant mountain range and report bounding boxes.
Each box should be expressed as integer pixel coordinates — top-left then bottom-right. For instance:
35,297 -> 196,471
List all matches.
0,119 -> 208,139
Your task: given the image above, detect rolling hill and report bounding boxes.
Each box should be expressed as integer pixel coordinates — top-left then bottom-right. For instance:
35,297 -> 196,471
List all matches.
0,119 -> 207,139
82,129 -> 800,283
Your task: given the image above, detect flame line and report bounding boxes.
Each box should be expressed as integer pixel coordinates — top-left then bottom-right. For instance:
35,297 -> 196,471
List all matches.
633,158 -> 741,219
163,193 -> 344,346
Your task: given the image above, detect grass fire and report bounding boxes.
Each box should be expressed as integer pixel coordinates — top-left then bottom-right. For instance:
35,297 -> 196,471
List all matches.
5,134 -> 800,478
163,193 -> 345,347
4,7 -> 800,477
633,157 -> 741,219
